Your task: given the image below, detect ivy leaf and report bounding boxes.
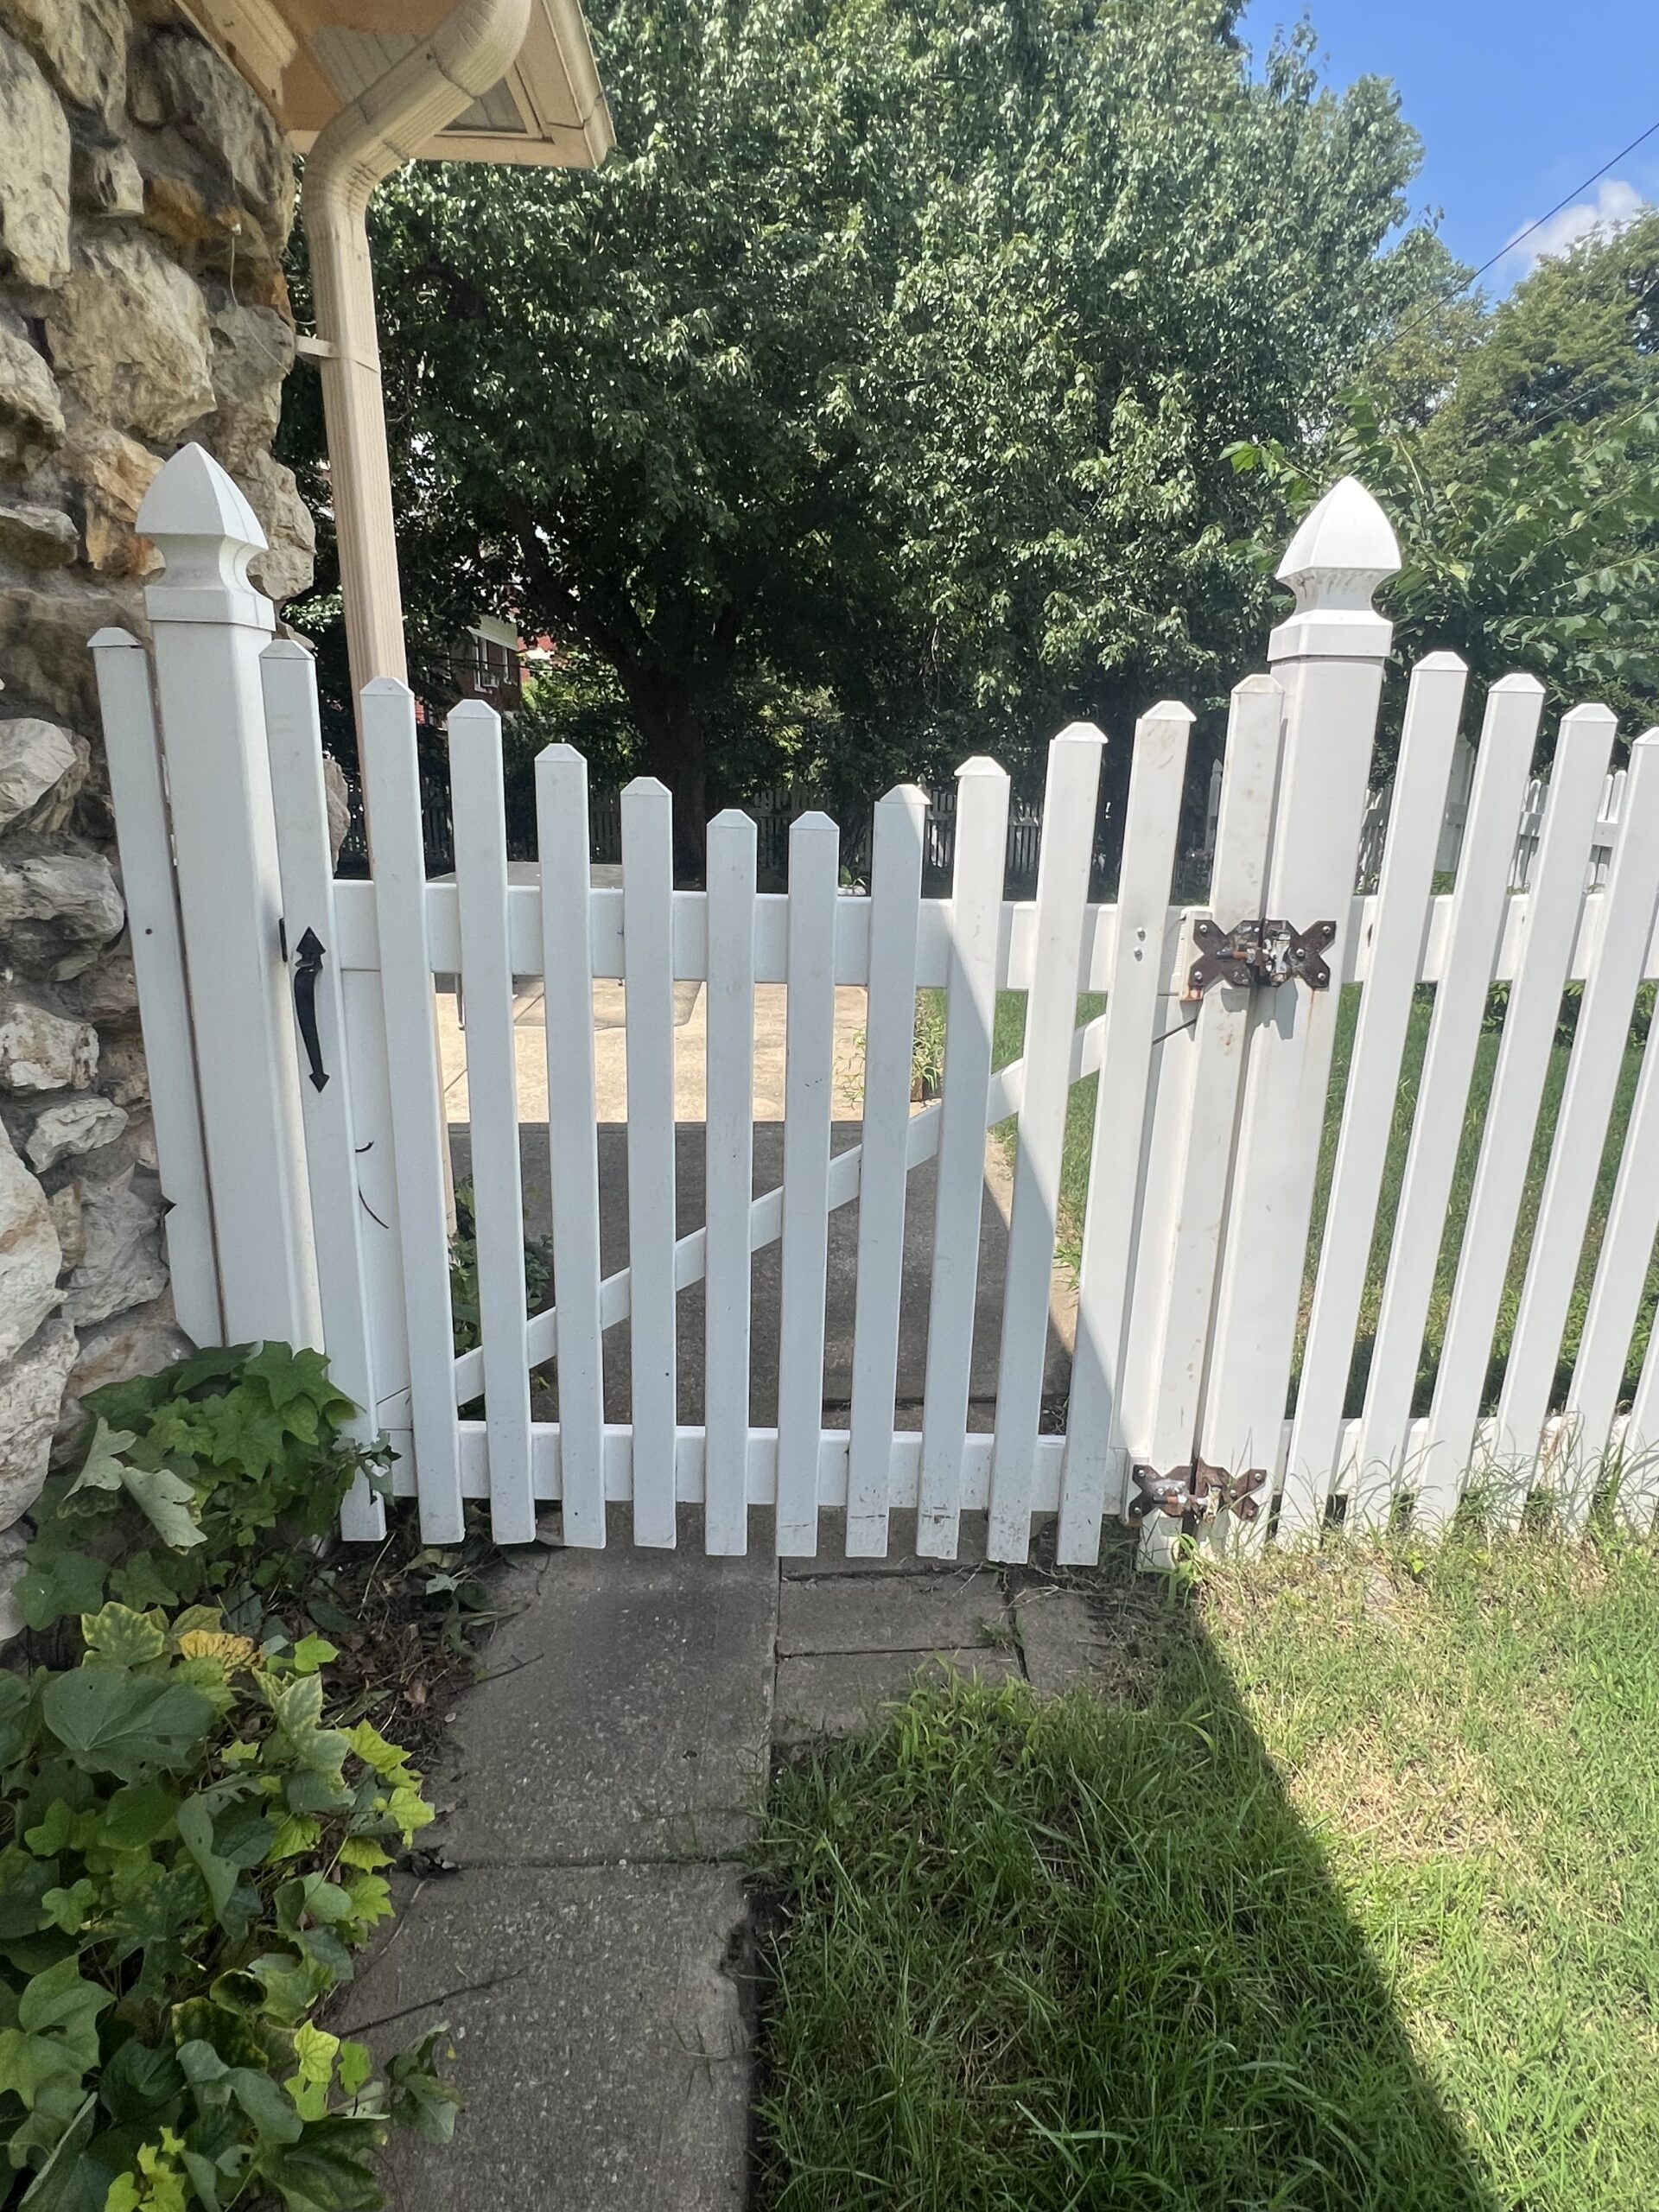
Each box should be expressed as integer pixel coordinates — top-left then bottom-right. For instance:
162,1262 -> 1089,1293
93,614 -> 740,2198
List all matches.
289,1635 -> 339,1676
108,1552 -> 188,1610
118,1465 -> 206,1553
253,2114 -> 384,2210
64,1420 -> 137,1497
96,2036 -> 185,2127
0,1668 -> 34,1766
101,1781 -> 181,1850
80,1603 -> 168,1668
176,1796 -> 243,1931
389,2028 -> 461,2144
16,1544 -> 108,1633
0,1958 -> 111,2107
14,2091 -> 97,2210
42,1669 -> 215,1783
176,2038 -> 303,2145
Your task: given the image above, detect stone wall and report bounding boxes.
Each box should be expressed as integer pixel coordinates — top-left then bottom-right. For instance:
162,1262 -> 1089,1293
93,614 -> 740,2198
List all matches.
0,0 -> 311,1630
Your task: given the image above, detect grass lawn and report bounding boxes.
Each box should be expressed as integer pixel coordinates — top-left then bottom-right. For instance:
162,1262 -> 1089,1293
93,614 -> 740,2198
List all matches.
751,1524 -> 1659,2210
976,983 -> 1656,1419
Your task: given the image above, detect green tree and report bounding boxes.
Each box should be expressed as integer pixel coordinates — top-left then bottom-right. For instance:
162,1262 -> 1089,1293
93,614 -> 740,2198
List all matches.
1236,391 -> 1659,770
1423,208 -> 1659,457
283,0 -> 1439,871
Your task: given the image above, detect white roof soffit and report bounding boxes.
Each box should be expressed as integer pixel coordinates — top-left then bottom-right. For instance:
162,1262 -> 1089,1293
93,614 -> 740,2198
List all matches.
180,0 -> 613,169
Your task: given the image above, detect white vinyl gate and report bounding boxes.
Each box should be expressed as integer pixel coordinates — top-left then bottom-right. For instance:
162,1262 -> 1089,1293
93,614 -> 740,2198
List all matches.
93,449 -> 1659,1561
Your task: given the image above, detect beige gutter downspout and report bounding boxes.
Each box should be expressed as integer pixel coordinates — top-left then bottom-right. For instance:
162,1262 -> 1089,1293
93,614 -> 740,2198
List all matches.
300,0 -> 533,704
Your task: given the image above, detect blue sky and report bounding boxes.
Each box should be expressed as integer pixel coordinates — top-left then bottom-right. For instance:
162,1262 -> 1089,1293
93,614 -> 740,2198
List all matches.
1237,0 -> 1659,289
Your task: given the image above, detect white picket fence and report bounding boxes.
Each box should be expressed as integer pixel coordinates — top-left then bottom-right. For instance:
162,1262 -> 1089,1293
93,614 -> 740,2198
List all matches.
91,449 -> 1659,1561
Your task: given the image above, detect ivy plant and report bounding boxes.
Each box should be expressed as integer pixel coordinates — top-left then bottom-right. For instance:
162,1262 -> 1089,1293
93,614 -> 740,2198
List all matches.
0,1601 -> 453,2209
15,1348 -> 388,1637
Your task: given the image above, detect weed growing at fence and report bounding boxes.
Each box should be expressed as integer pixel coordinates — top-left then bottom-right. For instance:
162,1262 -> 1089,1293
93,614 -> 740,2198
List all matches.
2,1346 -> 467,2212
752,1519 -> 1659,2210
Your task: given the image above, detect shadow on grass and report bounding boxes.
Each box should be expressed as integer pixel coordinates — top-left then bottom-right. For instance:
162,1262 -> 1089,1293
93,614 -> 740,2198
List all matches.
749,1530 -> 1495,2212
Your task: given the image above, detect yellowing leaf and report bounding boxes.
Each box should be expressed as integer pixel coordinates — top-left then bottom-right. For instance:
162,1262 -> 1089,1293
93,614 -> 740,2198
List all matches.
80,1604 -> 168,1668
290,2020 -> 339,2088
177,1630 -> 257,1670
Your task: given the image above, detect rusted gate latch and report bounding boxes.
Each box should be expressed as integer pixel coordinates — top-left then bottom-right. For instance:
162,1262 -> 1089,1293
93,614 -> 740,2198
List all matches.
1127,1460 -> 1268,1526
1183,918 -> 1337,1001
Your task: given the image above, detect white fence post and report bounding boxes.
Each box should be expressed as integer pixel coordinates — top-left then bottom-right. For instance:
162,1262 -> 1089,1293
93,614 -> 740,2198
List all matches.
90,628 -> 223,1348
133,443 -> 320,1348
1196,478 -> 1399,1536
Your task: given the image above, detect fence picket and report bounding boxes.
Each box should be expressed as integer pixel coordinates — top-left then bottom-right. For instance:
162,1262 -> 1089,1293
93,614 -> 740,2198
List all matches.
988,725 -> 1104,1561
1283,652 -> 1468,1537
847,787 -> 928,1555
448,702 -> 535,1543
1567,819 -> 1659,1500
1119,677 -> 1282,1533
537,746 -> 607,1546
704,810 -> 758,1554
918,760 -> 1011,1555
1354,678 -> 1543,1504
260,640 -> 385,1540
1419,704 -> 1617,1521
1058,704 -> 1192,1561
90,628 -> 221,1349
1497,730 -> 1659,1524
776,813 -> 840,1553
621,778 -> 678,1547
360,677 -> 462,1543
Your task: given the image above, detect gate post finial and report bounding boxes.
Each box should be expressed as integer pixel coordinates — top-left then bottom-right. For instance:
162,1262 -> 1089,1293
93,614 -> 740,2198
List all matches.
1270,474 -> 1399,665
137,442 -> 272,632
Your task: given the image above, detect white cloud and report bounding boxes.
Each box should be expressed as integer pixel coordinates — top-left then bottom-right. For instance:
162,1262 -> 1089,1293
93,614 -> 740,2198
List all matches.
1500,176 -> 1649,283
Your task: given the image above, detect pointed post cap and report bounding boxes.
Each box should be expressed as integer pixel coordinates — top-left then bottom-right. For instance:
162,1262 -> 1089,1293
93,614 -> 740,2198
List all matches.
1269,475 -> 1399,665
137,442 -> 273,633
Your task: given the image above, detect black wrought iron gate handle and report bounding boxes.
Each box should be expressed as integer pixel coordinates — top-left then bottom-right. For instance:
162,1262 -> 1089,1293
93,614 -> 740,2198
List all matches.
291,926 -> 329,1091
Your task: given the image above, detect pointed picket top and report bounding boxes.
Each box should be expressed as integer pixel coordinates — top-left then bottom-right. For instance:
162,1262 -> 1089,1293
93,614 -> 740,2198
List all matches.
956,753 -> 1008,781
1269,475 -> 1400,665
137,443 -> 272,630
447,696 -> 502,734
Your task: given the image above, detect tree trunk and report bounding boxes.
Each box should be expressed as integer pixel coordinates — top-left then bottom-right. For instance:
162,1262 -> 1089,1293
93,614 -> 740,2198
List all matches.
619,669 -> 709,883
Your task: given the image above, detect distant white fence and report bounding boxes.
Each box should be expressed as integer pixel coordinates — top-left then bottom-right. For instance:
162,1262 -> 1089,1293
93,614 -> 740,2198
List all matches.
94,451 -> 1659,1563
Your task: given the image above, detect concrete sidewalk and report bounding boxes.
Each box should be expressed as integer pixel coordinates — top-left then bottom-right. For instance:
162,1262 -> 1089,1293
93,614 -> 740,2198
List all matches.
341,1510 -> 1110,2209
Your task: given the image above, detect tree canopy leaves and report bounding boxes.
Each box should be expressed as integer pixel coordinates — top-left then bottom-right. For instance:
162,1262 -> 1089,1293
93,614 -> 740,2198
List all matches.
283,0 -> 1437,862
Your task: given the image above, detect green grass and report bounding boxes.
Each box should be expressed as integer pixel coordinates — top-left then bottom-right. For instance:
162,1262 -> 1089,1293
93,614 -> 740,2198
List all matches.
751,1524 -> 1659,2210
972,983 -> 1657,1418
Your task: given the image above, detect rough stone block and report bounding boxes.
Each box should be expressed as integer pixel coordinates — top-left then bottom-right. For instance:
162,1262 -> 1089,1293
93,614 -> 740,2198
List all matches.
25,1095 -> 124,1171
60,1167 -> 167,1325
0,0 -> 125,122
0,28 -> 69,289
0,716 -> 79,830
0,317 -> 63,476
0,1309 -> 77,1522
0,850 -> 124,967
0,995 -> 97,1092
0,1117 -> 60,1361
43,234 -> 214,443
0,500 -> 74,567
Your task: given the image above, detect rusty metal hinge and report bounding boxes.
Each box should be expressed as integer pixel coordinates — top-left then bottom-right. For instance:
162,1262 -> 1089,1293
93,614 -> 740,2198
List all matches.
1183,917 -> 1337,1001
1127,1459 -> 1268,1526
